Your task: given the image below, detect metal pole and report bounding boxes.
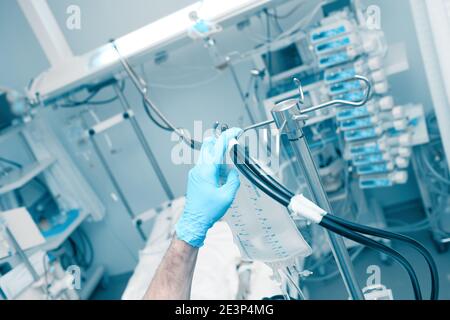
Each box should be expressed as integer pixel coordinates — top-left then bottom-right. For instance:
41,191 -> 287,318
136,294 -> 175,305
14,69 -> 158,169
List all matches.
271,100 -> 364,300
113,84 -> 175,201
228,64 -> 257,124
18,0 -> 74,67
80,115 -> 147,241
2,222 -> 40,281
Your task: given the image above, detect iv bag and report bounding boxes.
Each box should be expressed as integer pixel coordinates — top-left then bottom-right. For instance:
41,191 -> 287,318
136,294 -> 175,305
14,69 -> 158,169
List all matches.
224,175 -> 312,269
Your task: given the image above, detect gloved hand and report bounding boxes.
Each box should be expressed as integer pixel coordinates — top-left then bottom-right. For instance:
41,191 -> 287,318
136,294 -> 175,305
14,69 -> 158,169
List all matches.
175,128 -> 243,248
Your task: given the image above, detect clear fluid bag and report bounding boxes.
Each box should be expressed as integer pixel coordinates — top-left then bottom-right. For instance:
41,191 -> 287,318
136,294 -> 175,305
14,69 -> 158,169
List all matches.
224,174 -> 312,271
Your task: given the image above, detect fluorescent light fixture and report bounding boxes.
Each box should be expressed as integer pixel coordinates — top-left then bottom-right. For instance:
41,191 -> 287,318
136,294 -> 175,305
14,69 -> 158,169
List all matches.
91,0 -> 270,68
29,0 -> 272,101
199,0 -> 267,20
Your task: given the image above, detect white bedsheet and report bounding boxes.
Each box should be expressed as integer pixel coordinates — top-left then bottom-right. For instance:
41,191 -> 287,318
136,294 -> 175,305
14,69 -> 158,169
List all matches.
122,198 -> 282,300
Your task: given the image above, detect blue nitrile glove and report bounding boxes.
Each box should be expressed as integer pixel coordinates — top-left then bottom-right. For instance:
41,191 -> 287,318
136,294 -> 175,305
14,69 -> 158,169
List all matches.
175,128 -> 243,248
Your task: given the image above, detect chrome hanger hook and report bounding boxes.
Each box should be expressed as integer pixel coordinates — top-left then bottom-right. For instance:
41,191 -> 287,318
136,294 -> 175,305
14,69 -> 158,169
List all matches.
293,78 -> 305,104
299,75 -> 372,115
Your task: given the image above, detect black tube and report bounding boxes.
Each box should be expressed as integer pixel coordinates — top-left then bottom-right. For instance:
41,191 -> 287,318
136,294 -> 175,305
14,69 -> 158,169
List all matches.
233,144 -> 292,204
320,216 -> 423,300
60,80 -> 126,108
325,214 -> 439,300
231,142 -> 426,300
231,145 -> 290,207
247,156 -> 294,199
233,144 -> 294,200
142,98 -> 172,131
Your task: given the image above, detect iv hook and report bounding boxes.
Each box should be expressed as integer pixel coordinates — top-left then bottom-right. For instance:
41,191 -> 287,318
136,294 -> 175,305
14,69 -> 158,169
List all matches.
294,78 -> 305,105
240,75 -> 371,136
299,75 -> 372,115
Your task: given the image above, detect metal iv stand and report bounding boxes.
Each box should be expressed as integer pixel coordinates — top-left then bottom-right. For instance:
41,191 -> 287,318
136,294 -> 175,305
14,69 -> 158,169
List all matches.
78,81 -> 175,241
109,38 -> 370,297
0,217 -> 40,282
242,76 -> 372,300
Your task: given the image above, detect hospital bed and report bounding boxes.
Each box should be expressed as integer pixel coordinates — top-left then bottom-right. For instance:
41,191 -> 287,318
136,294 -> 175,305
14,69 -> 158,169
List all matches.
121,197 -> 282,300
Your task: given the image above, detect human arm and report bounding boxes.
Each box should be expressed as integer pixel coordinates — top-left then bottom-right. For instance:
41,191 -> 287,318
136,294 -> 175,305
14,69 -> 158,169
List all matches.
144,237 -> 198,300
144,128 -> 243,300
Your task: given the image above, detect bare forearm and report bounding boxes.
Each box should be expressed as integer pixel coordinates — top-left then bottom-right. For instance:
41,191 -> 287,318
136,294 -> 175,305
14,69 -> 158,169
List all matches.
144,237 -> 199,300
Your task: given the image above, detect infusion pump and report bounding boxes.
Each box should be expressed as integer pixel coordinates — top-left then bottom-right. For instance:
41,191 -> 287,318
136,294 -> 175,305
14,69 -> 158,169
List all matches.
257,7 -> 429,190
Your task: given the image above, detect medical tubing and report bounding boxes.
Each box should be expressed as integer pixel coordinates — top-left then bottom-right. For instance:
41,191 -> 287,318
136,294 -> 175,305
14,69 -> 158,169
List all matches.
238,144 -> 294,198
142,98 -> 172,131
231,142 -> 427,300
419,147 -> 450,185
232,145 -> 292,203
111,40 -> 202,150
231,145 -> 290,206
320,217 -> 423,300
325,214 -> 439,300
250,160 -> 294,198
60,80 -> 126,108
232,144 -> 294,201
236,160 -> 289,206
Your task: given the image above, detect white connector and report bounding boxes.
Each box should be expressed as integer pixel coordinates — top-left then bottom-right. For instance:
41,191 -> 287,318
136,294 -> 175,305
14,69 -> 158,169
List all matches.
288,195 -> 327,224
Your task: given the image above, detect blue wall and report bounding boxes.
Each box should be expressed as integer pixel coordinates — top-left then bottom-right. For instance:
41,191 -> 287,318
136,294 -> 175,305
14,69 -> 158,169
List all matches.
0,0 -> 50,90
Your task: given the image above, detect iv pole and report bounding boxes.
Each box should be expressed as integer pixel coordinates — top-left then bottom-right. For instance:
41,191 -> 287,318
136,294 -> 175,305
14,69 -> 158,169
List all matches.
271,100 -> 364,300
245,76 -> 371,300
111,35 -> 369,298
